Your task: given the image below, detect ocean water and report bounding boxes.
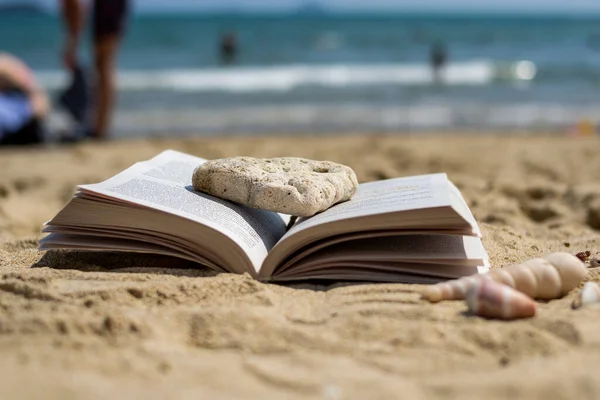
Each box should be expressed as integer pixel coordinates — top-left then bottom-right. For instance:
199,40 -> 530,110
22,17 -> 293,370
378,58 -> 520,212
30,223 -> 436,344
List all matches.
3,12 -> 600,136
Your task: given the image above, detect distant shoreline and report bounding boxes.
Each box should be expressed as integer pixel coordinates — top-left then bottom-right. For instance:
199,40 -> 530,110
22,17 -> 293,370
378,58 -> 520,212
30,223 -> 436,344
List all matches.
3,9 -> 600,20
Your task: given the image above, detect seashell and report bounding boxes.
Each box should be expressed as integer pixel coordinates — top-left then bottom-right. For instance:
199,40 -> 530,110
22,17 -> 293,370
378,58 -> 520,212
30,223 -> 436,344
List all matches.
419,275 -> 481,303
590,255 -> 600,269
422,252 -> 587,303
571,281 -> 600,309
466,279 -> 537,320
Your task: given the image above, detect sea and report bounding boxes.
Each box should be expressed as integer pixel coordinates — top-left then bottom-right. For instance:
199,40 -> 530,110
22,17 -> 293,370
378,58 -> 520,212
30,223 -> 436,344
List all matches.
3,12 -> 600,137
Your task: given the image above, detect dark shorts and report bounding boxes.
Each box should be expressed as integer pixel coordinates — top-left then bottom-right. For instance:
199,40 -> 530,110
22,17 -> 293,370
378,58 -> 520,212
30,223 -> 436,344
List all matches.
93,0 -> 130,40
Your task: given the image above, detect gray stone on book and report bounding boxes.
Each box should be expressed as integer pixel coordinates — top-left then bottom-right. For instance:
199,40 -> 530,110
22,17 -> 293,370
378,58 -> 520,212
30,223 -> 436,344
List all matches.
192,157 -> 358,217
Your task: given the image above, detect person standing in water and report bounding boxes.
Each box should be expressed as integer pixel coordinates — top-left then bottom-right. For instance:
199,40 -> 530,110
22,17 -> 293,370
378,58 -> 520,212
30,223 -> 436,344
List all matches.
430,41 -> 448,85
60,0 -> 130,140
219,32 -> 238,65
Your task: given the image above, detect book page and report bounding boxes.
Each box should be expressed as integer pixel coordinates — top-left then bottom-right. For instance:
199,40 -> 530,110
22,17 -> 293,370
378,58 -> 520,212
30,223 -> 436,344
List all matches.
274,229 -> 485,275
278,234 -> 488,271
272,173 -> 459,255
260,173 -> 480,279
448,181 -> 482,237
284,173 -> 453,239
271,234 -> 488,282
77,150 -> 288,272
271,262 -> 483,282
287,235 -> 487,268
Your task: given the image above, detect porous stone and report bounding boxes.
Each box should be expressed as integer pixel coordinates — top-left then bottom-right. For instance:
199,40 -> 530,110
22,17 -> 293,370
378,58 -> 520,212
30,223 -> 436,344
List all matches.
192,157 -> 358,216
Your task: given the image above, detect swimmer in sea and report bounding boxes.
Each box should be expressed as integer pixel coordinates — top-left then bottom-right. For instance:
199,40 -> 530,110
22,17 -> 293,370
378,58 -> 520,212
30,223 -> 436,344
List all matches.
430,41 -> 448,85
219,32 -> 238,65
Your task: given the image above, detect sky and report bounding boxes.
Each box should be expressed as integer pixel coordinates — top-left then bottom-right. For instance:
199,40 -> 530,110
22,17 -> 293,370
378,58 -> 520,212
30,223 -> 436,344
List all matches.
6,0 -> 600,15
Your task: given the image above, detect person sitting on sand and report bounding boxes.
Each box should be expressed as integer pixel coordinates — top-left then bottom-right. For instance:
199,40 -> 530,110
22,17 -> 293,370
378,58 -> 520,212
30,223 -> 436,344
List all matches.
0,52 -> 49,146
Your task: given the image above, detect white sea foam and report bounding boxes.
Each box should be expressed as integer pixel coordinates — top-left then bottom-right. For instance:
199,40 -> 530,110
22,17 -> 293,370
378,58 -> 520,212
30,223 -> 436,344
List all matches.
36,60 -> 535,93
47,101 -> 600,138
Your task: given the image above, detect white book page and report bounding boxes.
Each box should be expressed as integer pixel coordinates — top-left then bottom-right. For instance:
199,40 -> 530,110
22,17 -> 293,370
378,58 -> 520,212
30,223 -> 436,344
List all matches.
274,229 -> 484,275
77,150 -> 288,272
284,173 -> 453,240
448,181 -> 482,237
300,235 -> 489,263
259,173 -> 462,278
274,234 -> 488,280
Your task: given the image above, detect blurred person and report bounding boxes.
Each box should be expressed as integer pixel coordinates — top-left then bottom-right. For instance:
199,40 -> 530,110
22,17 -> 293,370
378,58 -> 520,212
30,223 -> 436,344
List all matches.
0,52 -> 49,146
60,0 -> 130,140
430,41 -> 447,85
219,32 -> 238,65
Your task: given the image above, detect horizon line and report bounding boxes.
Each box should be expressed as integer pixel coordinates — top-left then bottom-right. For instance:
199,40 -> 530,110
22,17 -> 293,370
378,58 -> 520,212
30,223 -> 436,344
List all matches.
5,6 -> 600,19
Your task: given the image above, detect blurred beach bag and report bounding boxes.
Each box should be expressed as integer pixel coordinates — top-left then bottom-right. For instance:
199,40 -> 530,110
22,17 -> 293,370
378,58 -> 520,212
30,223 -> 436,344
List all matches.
57,65 -> 90,126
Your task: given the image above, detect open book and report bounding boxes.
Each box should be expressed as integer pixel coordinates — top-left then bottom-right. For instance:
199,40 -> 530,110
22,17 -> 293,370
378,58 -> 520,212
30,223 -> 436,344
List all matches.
40,150 -> 489,283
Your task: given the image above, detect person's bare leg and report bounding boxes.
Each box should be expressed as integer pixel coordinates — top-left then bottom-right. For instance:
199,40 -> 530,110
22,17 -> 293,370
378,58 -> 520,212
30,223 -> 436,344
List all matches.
92,35 -> 120,139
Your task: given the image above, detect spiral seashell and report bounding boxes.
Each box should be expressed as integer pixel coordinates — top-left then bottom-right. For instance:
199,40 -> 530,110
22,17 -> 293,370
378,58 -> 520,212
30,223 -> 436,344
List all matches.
571,281 -> 600,309
466,279 -> 537,320
422,252 -> 587,303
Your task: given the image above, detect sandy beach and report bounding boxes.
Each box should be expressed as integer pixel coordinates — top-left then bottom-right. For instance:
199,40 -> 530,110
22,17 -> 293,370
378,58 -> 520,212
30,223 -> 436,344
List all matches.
1,133 -> 600,399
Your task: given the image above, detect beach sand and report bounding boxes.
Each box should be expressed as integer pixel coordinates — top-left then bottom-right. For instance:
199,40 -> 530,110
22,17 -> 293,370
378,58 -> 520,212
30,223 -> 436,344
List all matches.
1,134 -> 600,399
